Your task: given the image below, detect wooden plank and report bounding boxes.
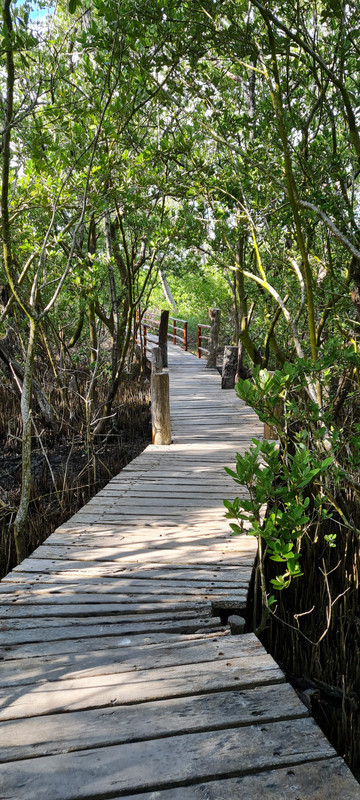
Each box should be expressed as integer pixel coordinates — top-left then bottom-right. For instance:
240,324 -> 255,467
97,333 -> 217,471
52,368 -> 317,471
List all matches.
0,683 -> 307,762
0,630 -> 230,661
22,551 -> 250,566
0,616 -> 222,647
0,577 -> 246,595
0,719 -> 335,800
1,599 -> 212,619
0,633 -> 262,686
0,587 -> 247,605
45,531 -> 240,547
26,544 -> 248,564
10,560 -> 254,577
117,759 -> 360,800
86,490 -> 239,502
1,606 -> 215,628
0,651 -> 284,720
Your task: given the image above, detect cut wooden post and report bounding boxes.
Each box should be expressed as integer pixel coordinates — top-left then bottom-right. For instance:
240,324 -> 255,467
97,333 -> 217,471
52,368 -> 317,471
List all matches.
151,346 -> 163,374
158,310 -> 169,368
197,325 -> 201,358
151,371 -> 171,444
184,321 -> 188,351
206,308 -> 221,369
221,346 -> 238,389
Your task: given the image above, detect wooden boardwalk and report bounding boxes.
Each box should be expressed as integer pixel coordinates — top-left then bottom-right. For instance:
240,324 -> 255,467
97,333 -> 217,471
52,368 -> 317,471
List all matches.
1,345 -> 359,799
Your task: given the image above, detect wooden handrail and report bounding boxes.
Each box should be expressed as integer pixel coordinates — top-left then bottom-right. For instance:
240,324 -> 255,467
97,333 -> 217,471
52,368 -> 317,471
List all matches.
168,316 -> 188,351
134,311 -> 167,363
135,309 -> 219,363
197,323 -> 210,358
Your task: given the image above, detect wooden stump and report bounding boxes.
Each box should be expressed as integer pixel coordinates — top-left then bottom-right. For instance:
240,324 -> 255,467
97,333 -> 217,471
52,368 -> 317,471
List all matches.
221,346 -> 238,389
151,371 -> 171,445
151,346 -> 163,374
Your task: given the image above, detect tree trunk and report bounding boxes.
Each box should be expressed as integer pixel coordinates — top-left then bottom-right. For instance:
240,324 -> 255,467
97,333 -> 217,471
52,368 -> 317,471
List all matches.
0,338 -> 55,428
159,270 -> 177,311
13,318 -> 37,563
105,208 -> 120,380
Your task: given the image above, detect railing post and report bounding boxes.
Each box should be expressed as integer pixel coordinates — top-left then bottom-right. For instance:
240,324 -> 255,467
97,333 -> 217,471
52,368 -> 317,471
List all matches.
221,345 -> 238,389
197,325 -> 201,358
158,310 -> 169,368
151,346 -> 163,373
184,321 -> 188,352
173,319 -> 176,345
143,324 -> 147,355
206,308 -> 220,369
151,371 -> 171,445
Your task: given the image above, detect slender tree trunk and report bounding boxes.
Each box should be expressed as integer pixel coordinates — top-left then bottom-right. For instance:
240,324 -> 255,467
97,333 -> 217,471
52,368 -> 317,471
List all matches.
262,16 -> 318,369
93,306 -> 134,435
159,270 -> 177,311
88,298 -> 98,422
235,240 -> 262,365
13,318 -> 37,563
105,208 -> 119,380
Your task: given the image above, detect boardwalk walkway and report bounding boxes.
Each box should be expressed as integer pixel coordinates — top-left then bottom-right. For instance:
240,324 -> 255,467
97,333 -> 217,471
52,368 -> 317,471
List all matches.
1,345 -> 360,798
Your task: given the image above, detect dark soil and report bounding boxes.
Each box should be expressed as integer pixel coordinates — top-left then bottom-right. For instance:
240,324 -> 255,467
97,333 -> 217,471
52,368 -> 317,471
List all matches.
0,377 -> 152,579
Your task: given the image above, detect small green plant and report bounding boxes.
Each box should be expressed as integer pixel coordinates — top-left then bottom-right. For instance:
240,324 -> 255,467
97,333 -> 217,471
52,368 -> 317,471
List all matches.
224,360 -> 340,633
224,438 -> 333,609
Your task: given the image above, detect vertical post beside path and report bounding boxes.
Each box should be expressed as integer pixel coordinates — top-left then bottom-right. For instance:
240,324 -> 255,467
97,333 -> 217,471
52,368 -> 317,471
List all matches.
151,348 -> 171,444
151,346 -> 163,374
158,310 -> 169,368
206,307 -> 220,369
184,321 -> 188,351
221,345 -> 238,389
197,325 -> 201,358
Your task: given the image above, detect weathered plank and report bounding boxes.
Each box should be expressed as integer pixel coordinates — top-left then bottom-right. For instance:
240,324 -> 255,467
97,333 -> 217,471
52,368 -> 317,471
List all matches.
0,683 -> 307,762
118,759 -> 360,800
0,719 -> 335,800
0,630 -> 231,661
25,543 -> 248,564
10,559 -> 254,577
0,633 -> 262,686
0,616 -> 222,648
0,587 -> 247,606
44,532 -> 240,548
0,577 -> 246,596
1,599 -> 212,619
0,651 -> 284,720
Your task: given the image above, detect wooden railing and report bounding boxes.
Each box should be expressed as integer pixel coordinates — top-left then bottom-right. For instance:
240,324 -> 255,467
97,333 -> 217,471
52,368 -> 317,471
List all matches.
169,316 -> 188,351
197,323 -> 210,359
135,307 -> 220,366
134,310 -> 169,366
135,312 -> 160,357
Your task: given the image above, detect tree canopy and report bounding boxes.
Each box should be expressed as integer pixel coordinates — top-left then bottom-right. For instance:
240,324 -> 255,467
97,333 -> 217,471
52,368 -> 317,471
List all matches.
1,0 -> 360,579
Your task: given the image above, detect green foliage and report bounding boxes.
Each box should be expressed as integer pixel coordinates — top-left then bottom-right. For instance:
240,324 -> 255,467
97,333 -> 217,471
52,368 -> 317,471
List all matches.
224,434 -> 334,596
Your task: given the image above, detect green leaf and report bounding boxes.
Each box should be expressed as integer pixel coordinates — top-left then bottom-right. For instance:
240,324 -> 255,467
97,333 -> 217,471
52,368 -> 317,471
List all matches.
68,0 -> 79,13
